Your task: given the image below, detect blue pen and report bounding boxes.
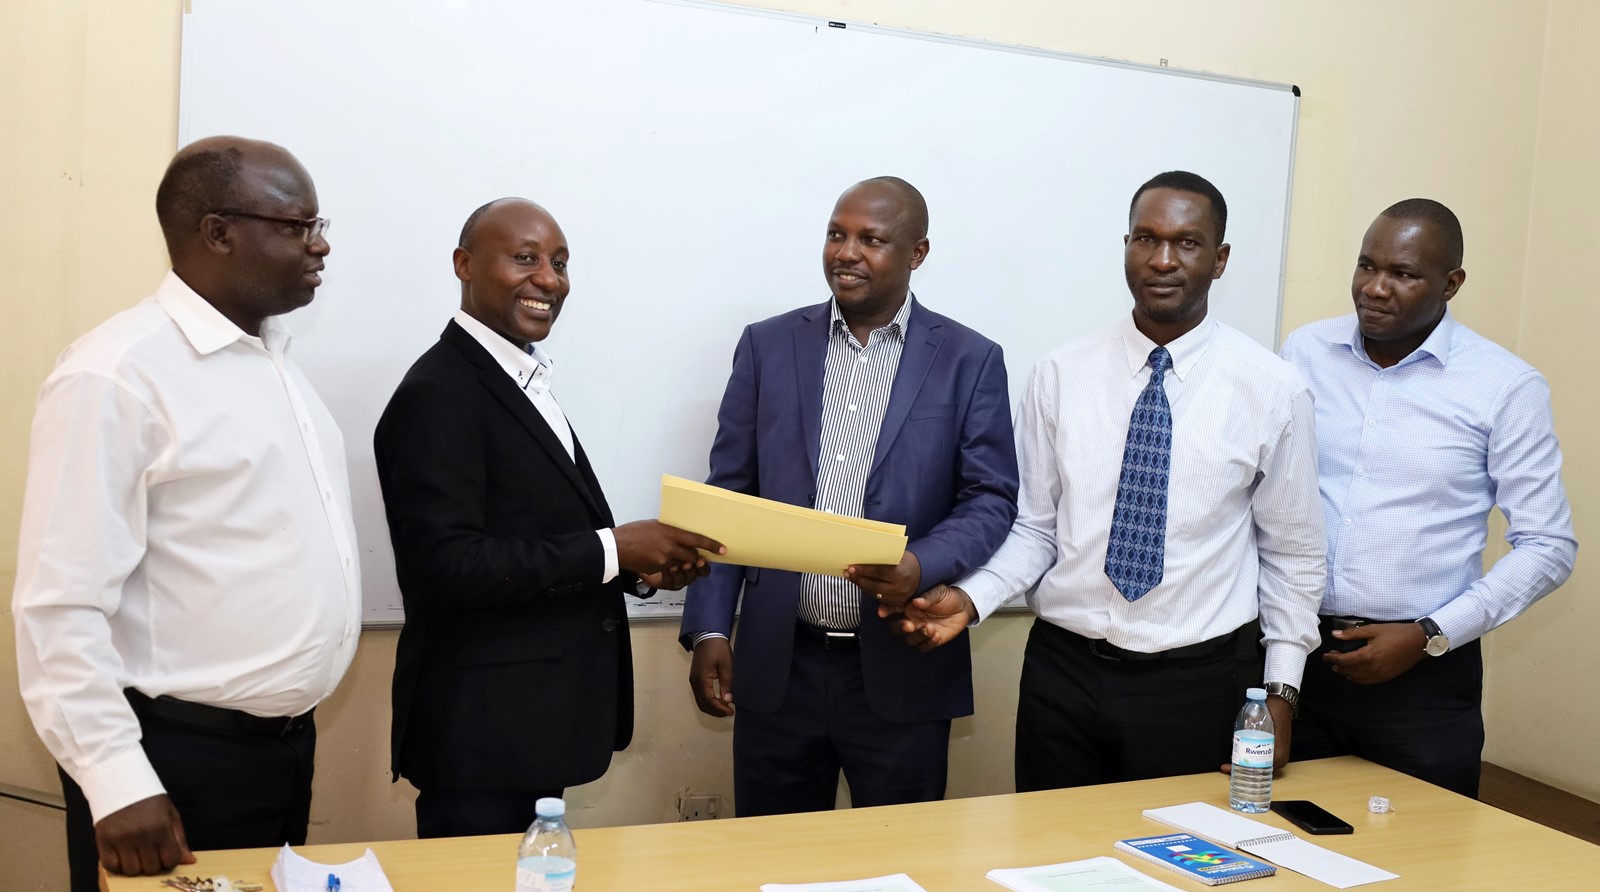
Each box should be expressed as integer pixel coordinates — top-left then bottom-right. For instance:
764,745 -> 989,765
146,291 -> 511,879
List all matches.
326,873 -> 340,892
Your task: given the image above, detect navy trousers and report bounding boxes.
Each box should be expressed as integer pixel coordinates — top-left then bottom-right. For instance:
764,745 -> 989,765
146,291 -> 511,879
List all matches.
414,787 -> 562,839
1293,619 -> 1484,798
732,628 -> 951,817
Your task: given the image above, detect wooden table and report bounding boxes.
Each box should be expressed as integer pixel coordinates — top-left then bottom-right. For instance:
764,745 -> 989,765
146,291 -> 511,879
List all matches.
102,757 -> 1600,890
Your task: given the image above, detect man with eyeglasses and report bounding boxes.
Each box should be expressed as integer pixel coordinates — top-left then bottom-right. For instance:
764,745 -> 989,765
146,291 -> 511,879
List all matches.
13,136 -> 358,891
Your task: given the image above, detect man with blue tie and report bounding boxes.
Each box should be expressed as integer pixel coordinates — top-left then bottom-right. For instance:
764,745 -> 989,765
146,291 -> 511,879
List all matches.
1279,199 -> 1576,798
887,171 -> 1325,790
679,177 -> 1019,816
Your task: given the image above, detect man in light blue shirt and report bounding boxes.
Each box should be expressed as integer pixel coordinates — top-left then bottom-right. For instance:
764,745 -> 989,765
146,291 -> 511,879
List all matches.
1280,198 -> 1577,797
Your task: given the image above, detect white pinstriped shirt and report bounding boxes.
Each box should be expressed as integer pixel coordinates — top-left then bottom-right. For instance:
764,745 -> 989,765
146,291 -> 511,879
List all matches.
960,315 -> 1325,688
1280,310 -> 1576,647
797,296 -> 913,629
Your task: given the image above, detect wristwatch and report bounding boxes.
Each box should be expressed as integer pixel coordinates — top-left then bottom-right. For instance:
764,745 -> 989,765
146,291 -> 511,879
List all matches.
1263,681 -> 1300,719
1417,617 -> 1450,656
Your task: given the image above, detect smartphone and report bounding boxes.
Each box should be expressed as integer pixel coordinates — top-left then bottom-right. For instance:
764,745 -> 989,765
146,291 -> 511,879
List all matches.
1271,799 -> 1354,835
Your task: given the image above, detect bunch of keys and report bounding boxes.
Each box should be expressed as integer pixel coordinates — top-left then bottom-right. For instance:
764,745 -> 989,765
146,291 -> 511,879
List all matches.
158,877 -> 263,892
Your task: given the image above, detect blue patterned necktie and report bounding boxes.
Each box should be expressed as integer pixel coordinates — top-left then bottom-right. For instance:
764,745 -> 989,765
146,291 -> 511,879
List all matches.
1105,346 -> 1173,601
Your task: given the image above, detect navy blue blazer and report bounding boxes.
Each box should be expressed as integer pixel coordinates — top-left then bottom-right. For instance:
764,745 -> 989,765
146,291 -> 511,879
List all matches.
679,298 -> 1019,723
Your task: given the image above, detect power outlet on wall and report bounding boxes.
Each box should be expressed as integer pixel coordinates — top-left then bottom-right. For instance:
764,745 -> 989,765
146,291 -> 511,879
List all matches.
677,790 -> 723,822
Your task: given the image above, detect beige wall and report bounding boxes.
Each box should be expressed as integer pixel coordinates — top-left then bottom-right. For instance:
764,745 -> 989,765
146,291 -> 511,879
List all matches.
1479,0 -> 1600,802
2,1 -> 1592,889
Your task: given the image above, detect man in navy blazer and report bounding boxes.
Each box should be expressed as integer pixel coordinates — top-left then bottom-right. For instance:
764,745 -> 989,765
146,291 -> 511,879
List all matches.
679,178 -> 1019,816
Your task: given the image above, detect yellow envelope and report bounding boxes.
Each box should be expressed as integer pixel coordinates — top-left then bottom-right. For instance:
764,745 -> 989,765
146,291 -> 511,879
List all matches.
659,475 -> 907,577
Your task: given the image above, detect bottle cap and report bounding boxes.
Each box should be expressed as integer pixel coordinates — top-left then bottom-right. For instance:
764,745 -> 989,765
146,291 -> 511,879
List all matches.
535,797 -> 566,818
1246,687 -> 1267,700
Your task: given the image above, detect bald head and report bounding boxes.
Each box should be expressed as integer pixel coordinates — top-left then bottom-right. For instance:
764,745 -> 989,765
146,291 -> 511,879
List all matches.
842,176 -> 930,241
1378,198 -> 1464,269
155,136 -> 311,259
457,197 -> 553,251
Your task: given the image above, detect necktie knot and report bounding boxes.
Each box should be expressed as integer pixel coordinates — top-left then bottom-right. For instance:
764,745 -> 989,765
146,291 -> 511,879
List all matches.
1148,346 -> 1172,377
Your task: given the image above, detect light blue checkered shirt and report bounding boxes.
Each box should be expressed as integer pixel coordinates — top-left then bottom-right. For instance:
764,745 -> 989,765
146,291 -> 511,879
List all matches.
1280,309 -> 1577,647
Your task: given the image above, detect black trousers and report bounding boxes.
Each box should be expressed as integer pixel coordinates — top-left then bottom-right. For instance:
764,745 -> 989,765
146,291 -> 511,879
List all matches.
1015,619 -> 1237,792
60,699 -> 316,892
1293,618 -> 1484,798
414,787 -> 562,839
732,628 -> 952,817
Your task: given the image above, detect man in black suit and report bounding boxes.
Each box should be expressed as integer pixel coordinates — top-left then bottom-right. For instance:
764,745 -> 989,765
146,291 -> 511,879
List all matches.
374,197 -> 721,838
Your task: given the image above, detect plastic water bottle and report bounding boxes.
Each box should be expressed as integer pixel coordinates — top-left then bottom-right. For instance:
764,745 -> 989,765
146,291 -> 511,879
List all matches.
1229,687 -> 1275,813
516,797 -> 577,892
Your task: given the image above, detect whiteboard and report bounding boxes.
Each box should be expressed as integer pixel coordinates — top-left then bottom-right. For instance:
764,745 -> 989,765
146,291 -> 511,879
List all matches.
179,0 -> 1298,625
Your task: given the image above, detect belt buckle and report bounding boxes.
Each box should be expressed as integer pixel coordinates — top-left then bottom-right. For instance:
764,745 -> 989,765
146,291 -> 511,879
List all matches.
1332,617 -> 1368,632
823,630 -> 856,651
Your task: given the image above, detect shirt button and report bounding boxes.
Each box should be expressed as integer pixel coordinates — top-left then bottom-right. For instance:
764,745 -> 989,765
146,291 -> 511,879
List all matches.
1367,418 -> 1376,427
848,404 -> 858,412
324,491 -> 332,501
344,557 -> 352,567
835,454 -> 846,462
858,356 -> 868,363
1344,518 -> 1353,525
602,618 -> 617,633
1355,466 -> 1365,476
301,422 -> 310,432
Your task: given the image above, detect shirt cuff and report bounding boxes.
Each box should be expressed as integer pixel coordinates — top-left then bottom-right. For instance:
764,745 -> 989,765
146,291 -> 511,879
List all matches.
597,528 -> 619,583
74,745 -> 167,824
1263,642 -> 1310,691
690,631 -> 728,647
1424,599 -> 1483,650
956,568 -> 1011,625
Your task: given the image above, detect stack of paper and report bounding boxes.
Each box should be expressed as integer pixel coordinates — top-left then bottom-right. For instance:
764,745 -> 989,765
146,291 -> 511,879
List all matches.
988,856 -> 1185,890
659,475 -> 907,577
269,844 -> 394,892
1142,803 -> 1399,888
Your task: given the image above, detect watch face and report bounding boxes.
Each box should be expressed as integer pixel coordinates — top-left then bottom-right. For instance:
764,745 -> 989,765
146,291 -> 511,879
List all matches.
1425,636 -> 1450,657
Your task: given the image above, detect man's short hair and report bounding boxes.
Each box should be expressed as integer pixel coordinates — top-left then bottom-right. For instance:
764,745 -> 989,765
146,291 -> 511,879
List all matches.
1130,170 -> 1228,244
154,146 -> 246,252
857,176 -> 930,240
458,198 -> 522,250
1379,198 -> 1464,269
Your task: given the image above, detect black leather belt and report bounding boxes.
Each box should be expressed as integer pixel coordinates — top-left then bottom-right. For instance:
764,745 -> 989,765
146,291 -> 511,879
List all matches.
1078,628 -> 1237,662
795,622 -> 860,651
126,688 -> 313,738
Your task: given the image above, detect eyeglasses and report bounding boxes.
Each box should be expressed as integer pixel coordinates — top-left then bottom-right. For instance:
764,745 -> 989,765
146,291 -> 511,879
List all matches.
210,210 -> 330,245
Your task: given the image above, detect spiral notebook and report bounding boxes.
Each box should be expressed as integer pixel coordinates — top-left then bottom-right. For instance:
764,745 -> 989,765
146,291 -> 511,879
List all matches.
1115,833 -> 1276,885
1142,803 -> 1398,888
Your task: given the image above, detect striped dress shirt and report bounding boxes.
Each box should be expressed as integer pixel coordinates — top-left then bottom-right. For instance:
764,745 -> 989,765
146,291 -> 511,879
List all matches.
959,315 -> 1325,688
1280,310 -> 1576,647
797,296 -> 913,629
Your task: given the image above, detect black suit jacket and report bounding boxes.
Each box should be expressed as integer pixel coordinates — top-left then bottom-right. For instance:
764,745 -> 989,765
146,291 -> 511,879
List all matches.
374,320 -> 633,791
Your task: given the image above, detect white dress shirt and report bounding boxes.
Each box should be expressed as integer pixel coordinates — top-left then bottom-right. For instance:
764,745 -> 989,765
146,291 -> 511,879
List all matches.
12,272 -> 361,822
451,310 -> 621,582
1281,310 -> 1576,646
960,315 -> 1325,688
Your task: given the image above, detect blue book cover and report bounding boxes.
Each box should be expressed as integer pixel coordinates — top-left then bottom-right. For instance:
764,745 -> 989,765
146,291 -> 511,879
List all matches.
1115,833 -> 1277,885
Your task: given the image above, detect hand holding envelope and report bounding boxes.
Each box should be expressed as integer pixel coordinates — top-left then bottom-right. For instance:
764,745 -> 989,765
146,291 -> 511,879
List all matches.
658,475 -> 907,578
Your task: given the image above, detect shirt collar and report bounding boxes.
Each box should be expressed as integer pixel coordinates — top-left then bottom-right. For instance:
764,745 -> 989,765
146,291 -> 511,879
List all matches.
1117,312 -> 1215,381
155,270 -> 293,356
1332,306 -> 1456,370
828,292 -> 914,344
453,309 -> 554,392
